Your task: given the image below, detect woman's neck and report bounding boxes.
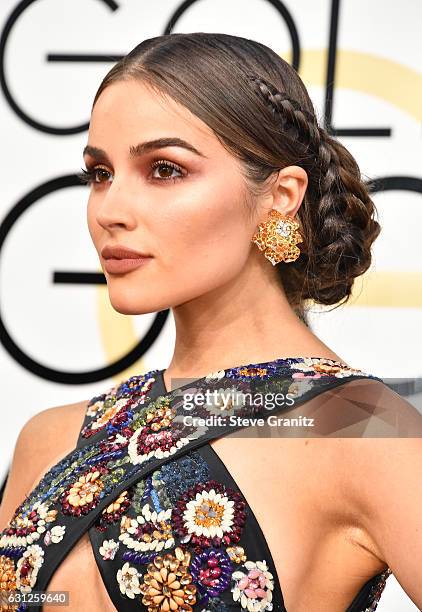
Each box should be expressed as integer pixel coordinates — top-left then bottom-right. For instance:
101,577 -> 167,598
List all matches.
164,260 -> 344,382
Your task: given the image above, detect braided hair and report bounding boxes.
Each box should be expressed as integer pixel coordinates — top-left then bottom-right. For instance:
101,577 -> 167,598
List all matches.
93,32 -> 381,324
247,75 -> 381,315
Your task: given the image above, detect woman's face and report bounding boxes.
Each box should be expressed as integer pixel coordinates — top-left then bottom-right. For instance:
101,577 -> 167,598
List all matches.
85,79 -> 263,315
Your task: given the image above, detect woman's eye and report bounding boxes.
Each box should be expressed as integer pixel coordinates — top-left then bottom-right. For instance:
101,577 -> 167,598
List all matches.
78,166 -> 113,186
93,168 -> 112,183
78,160 -> 185,187
151,160 -> 184,181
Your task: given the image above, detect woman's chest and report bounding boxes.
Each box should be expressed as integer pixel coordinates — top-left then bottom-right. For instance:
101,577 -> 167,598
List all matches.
46,533 -> 116,611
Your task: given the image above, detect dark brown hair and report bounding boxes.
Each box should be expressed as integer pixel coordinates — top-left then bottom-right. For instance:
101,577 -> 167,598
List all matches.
92,32 -> 381,324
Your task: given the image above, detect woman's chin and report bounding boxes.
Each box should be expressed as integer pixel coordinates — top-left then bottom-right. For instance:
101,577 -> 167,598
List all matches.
104,289 -> 156,315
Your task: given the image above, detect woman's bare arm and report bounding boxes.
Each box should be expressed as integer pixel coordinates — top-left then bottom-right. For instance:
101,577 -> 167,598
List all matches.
0,401 -> 88,531
340,435 -> 422,608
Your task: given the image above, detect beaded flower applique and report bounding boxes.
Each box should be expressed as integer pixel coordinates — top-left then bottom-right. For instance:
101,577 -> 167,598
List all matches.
0,357 -> 385,611
104,449 -> 276,610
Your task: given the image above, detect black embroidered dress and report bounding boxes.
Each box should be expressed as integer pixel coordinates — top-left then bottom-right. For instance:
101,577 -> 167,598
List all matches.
0,357 -> 392,611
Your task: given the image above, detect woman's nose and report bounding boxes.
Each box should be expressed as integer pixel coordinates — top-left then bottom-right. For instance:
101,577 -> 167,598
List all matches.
95,184 -> 137,231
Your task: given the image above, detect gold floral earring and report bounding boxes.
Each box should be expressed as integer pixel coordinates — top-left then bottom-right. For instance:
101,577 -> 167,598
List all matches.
251,209 -> 303,265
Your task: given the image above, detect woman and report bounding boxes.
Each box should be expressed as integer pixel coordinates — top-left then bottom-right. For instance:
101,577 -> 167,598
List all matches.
0,32 -> 421,612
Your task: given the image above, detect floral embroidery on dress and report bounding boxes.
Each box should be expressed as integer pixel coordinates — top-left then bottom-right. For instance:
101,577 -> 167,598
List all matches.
82,375 -> 156,439
205,369 -> 226,382
190,548 -> 233,602
86,396 -> 106,418
43,525 -> 66,546
119,503 -> 174,553
116,561 -> 142,599
0,501 -> 57,550
0,555 -> 18,610
60,467 -> 107,516
110,449 -> 268,608
225,364 -> 280,383
15,545 -> 44,593
138,547 -> 197,610
127,396 -> 191,465
96,489 -> 131,532
99,538 -> 120,561
231,560 -> 274,611
172,480 -> 246,549
227,545 -> 247,564
289,357 -> 372,379
0,358 -> 387,610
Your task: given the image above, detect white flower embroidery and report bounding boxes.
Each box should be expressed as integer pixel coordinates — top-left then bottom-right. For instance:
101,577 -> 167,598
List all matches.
183,488 -> 235,539
116,562 -> 141,599
44,525 -> 66,545
99,538 -> 120,560
115,433 -> 128,445
290,357 -> 326,372
290,357 -> 370,379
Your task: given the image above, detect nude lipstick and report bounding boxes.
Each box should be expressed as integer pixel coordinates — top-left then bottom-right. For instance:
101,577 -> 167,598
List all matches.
101,245 -> 153,274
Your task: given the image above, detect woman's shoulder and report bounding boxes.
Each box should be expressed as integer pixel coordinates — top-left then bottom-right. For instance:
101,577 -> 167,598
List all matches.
328,375 -> 422,436
21,399 -> 88,439
16,399 -> 89,464
0,398 -> 89,530
288,371 -> 422,437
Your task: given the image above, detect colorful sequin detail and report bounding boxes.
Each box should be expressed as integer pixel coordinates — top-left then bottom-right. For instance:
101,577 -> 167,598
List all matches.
81,374 -> 157,439
0,357 -> 389,611
127,396 -> 191,465
231,560 -> 275,611
172,480 -> 246,549
108,448 -> 271,609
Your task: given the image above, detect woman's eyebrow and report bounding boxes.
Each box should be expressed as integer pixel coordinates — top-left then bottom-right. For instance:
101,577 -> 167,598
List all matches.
83,137 -> 207,161
130,137 -> 207,158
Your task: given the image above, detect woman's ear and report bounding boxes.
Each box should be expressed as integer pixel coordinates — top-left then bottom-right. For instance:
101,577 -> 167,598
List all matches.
271,165 -> 308,217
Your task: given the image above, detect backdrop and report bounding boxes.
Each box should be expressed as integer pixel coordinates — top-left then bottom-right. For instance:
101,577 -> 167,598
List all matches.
0,1 -> 421,609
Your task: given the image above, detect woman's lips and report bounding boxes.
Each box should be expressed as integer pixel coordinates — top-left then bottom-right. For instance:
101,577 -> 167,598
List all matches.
103,257 -> 152,274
